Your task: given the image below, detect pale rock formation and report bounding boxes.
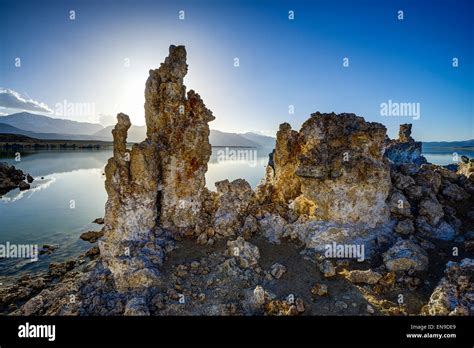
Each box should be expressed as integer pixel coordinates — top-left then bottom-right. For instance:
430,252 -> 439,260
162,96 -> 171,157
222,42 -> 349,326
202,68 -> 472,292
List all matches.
226,237 -> 260,268
383,239 -> 429,272
345,269 -> 382,284
259,112 -> 391,228
424,258 -> 473,316
457,156 -> 474,182
259,214 -> 288,244
213,179 -> 254,237
384,124 -> 427,165
144,45 -> 215,230
100,45 -> 215,291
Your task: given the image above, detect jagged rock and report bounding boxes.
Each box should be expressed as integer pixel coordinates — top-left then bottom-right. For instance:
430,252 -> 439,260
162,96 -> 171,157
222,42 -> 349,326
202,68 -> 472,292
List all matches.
311,283 -> 328,297
457,156 -> 474,182
388,191 -> 412,218
398,124 -> 414,143
247,285 -> 275,311
383,239 -> 428,272
270,263 -> 287,279
346,269 -> 382,284
18,181 -> 30,191
80,231 -> 104,243
85,246 -> 100,259
100,45 -> 215,291
441,182 -> 469,201
415,165 -> 442,193
260,113 -> 391,228
416,218 -> 456,241
404,184 -> 423,201
319,259 -> 336,278
384,124 -> 426,165
124,297 -> 150,316
394,219 -> 415,235
263,123 -> 302,203
213,179 -> 253,237
22,295 -> 44,316
241,215 -> 258,239
391,171 -> 415,191
418,197 -> 444,226
0,162 -> 33,195
259,214 -> 288,244
145,46 -> 214,230
424,259 -> 473,316
226,237 -> 260,268
39,244 -> 58,255
435,166 -> 459,182
92,217 -> 105,224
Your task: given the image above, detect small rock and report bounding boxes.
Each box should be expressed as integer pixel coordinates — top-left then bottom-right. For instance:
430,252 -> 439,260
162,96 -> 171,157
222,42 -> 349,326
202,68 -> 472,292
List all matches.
311,283 -> 328,297
79,230 -> 104,243
319,259 -> 336,278
39,244 -> 58,255
85,246 -> 100,258
383,239 -> 429,272
196,232 -> 208,245
92,217 -> 104,224
295,298 -> 305,313
226,237 -> 260,268
252,286 -> 266,307
346,269 -> 382,284
394,219 -> 415,235
124,297 -> 150,316
270,263 -> 287,279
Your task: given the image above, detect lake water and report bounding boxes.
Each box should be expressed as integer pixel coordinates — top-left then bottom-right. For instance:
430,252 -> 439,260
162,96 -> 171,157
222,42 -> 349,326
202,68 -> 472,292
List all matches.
0,147 -> 472,284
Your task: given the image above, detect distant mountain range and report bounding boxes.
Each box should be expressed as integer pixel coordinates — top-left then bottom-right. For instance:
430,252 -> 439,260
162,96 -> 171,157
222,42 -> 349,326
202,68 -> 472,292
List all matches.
422,140 -> 474,148
0,112 -> 276,148
0,112 -> 103,135
1,112 -> 470,149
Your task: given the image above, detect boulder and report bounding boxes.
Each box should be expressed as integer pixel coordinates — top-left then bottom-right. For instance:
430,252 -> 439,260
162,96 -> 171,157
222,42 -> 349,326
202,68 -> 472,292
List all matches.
346,269 -> 382,284
80,231 -> 104,243
213,179 -> 254,237
226,237 -> 260,268
424,259 -> 473,316
383,239 -> 429,272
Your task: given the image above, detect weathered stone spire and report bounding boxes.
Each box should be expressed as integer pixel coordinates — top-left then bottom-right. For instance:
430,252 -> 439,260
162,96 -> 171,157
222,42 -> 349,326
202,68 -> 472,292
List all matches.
99,45 -> 215,291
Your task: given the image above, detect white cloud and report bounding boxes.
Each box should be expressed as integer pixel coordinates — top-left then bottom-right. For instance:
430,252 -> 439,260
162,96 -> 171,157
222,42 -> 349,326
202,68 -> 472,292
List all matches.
0,88 -> 53,113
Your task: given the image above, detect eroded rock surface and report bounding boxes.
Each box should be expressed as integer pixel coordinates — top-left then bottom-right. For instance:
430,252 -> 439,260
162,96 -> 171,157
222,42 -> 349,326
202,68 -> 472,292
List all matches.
259,112 -> 391,228
99,45 -> 214,291
385,124 -> 427,165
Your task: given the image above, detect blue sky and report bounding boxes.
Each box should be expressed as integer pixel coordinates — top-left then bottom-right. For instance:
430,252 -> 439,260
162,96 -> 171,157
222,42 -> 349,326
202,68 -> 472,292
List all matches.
0,0 -> 472,141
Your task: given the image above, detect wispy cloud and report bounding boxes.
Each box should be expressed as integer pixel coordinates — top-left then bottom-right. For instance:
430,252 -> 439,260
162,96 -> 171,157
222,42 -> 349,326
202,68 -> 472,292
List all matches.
0,88 -> 53,113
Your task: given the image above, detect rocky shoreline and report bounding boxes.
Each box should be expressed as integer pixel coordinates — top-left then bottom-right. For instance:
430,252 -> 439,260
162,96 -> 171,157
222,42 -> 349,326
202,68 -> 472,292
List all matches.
0,162 -> 34,195
1,45 -> 472,316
